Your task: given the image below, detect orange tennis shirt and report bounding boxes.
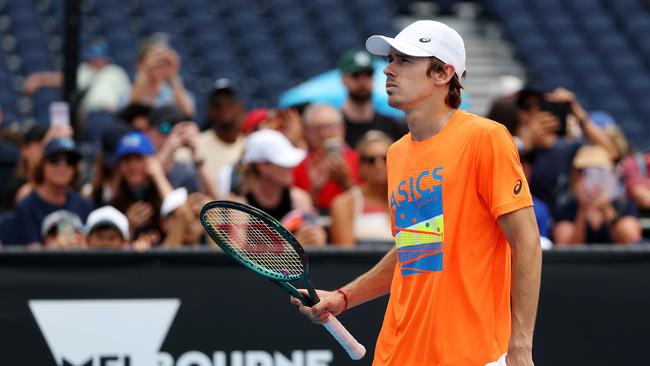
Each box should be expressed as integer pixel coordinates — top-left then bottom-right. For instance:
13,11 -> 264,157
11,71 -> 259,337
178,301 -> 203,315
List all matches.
374,110 -> 533,366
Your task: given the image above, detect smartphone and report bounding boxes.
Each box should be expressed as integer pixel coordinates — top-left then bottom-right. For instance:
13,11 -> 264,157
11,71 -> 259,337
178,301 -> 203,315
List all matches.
325,138 -> 343,155
538,99 -> 571,136
583,167 -> 618,199
49,101 -> 70,128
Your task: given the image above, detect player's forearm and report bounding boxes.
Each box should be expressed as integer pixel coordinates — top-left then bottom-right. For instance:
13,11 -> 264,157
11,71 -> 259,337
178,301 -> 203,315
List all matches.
340,247 -> 396,309
510,237 -> 542,350
498,208 -> 542,351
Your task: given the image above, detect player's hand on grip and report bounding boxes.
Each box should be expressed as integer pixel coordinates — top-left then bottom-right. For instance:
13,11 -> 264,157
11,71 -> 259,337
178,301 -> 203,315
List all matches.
290,289 -> 347,324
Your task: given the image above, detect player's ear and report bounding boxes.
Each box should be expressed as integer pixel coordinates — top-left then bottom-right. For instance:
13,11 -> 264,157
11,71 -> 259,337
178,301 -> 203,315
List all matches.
432,64 -> 455,86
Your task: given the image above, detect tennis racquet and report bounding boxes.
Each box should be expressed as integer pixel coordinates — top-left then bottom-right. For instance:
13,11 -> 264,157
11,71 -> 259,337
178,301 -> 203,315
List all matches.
200,200 -> 366,360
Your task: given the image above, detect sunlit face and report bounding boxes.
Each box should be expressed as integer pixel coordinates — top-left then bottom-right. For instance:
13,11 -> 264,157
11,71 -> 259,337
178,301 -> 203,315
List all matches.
43,153 -> 76,187
384,50 -> 435,111
359,140 -> 389,184
118,154 -> 148,188
305,108 -> 344,152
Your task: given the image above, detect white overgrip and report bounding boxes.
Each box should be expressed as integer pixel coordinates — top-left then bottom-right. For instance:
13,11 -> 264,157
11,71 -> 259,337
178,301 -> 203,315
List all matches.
321,314 -> 366,360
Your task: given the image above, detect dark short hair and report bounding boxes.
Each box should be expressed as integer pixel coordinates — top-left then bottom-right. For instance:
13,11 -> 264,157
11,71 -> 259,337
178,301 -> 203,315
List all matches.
426,57 -> 463,108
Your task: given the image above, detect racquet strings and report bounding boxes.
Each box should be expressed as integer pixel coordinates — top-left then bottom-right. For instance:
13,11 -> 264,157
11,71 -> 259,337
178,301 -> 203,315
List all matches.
203,206 -> 304,280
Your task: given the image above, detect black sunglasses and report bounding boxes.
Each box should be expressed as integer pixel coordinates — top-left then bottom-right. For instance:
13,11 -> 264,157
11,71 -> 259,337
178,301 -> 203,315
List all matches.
46,154 -> 78,165
360,155 -> 387,165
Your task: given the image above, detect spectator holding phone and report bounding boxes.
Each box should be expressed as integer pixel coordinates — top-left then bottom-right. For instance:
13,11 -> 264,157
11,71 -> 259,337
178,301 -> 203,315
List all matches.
13,137 -> 93,246
109,131 -> 172,245
554,145 -> 641,245
293,104 -> 359,212
126,34 -> 195,117
515,87 -> 618,211
41,210 -> 87,249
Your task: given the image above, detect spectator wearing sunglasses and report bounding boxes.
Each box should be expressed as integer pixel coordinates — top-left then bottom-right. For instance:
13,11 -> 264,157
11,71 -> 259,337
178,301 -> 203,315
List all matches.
145,105 -> 218,197
330,130 -> 393,246
339,49 -> 407,148
12,137 -> 93,246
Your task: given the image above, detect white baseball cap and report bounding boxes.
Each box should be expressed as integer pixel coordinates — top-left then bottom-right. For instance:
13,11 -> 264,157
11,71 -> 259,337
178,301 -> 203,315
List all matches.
243,129 -> 307,168
161,187 -> 188,218
366,20 -> 466,82
86,206 -> 129,241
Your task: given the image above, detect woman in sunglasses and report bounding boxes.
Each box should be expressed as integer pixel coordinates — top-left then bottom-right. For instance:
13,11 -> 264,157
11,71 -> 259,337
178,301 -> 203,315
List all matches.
330,130 -> 393,246
12,137 -> 93,246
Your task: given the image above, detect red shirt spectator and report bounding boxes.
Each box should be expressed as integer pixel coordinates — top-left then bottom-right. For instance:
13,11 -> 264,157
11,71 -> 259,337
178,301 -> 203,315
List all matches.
293,145 -> 359,210
293,104 -> 360,211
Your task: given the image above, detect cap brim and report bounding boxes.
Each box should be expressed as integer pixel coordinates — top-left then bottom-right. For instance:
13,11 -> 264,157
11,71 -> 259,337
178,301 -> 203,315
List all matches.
270,148 -> 306,168
366,36 -> 432,57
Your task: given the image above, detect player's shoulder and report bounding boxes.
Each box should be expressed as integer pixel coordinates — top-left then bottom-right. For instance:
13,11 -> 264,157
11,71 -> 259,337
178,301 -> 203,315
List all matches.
455,110 -> 507,133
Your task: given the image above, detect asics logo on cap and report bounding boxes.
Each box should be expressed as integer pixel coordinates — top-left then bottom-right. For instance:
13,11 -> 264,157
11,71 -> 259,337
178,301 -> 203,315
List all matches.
419,37 -> 431,43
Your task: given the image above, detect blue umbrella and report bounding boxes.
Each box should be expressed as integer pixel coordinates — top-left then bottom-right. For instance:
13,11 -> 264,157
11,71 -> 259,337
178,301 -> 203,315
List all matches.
279,60 -> 469,117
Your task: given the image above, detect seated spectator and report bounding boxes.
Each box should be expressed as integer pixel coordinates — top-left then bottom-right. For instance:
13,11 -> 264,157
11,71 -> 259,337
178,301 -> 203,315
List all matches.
196,79 -> 246,196
330,131 -> 393,246
338,49 -> 407,147
148,105 -> 220,197
293,104 -> 359,213
41,210 -> 86,249
23,40 -> 131,113
515,87 -> 618,211
85,206 -> 130,249
126,34 -> 195,116
13,137 -> 93,246
109,131 -> 172,244
554,146 -> 641,245
146,106 -> 200,192
160,188 -> 209,246
1,123 -> 47,210
236,129 -> 326,246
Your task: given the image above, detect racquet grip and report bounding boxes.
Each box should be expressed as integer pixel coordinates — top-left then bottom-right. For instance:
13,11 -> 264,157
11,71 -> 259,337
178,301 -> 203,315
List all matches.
321,314 -> 366,360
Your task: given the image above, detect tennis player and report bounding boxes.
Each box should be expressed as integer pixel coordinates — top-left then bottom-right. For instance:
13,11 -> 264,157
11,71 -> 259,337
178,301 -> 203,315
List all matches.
292,20 -> 541,366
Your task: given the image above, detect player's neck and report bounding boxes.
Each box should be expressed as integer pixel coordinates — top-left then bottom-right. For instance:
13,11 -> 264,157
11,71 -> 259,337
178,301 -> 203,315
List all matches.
405,101 -> 454,141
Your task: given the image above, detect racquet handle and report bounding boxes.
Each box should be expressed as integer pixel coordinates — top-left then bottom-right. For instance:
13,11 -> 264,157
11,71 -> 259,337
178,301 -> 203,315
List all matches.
322,314 -> 366,360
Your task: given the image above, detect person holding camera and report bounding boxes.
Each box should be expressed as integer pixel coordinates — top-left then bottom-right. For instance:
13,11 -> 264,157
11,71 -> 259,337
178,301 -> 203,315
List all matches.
293,104 -> 359,212
127,35 -> 195,117
515,87 -> 618,212
553,145 -> 641,245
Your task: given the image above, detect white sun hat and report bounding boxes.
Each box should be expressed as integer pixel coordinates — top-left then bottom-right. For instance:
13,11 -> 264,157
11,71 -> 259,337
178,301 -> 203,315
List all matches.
243,129 -> 307,168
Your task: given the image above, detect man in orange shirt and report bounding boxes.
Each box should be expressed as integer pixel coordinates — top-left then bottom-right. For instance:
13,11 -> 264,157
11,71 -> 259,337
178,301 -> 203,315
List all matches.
292,20 -> 541,366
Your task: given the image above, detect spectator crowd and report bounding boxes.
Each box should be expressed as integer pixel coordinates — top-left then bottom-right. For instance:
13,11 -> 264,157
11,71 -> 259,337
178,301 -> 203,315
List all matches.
0,36 -> 648,250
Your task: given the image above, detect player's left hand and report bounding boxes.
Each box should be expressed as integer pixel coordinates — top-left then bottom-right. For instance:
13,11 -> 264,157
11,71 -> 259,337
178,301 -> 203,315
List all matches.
505,347 -> 534,366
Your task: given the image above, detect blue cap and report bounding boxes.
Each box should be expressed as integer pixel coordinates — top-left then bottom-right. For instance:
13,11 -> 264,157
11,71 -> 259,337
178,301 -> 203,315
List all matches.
589,110 -> 616,129
43,137 -> 81,160
115,132 -> 155,160
83,40 -> 110,60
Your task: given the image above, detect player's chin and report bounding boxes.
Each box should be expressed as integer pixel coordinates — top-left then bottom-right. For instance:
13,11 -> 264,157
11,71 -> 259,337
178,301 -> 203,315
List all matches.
387,98 -> 405,110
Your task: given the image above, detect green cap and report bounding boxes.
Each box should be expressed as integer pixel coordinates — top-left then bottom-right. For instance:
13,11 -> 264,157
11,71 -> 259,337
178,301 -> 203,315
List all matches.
338,49 -> 375,74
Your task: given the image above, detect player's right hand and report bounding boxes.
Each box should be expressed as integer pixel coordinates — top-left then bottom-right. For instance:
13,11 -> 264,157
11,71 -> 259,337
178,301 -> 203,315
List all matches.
290,289 -> 347,324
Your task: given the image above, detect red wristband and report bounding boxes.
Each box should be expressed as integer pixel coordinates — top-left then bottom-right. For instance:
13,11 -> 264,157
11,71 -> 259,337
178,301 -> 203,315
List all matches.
336,289 -> 348,312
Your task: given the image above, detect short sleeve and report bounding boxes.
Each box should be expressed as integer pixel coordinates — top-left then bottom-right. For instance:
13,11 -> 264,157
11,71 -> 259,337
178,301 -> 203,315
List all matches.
477,124 -> 533,218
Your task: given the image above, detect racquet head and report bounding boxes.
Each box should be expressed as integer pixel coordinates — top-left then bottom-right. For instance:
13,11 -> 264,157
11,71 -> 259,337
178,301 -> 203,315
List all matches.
200,200 -> 309,282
